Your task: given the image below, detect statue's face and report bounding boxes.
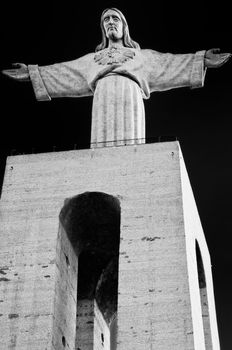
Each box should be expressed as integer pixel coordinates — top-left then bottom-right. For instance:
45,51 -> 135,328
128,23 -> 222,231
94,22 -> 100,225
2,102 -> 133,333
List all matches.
102,9 -> 123,41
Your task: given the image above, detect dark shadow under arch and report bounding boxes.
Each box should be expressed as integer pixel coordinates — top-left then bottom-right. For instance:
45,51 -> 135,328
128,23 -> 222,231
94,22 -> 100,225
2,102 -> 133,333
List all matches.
60,191 -> 120,323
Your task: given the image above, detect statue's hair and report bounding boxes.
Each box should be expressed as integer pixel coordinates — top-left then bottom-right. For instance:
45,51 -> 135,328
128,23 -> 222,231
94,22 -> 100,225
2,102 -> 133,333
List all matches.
95,8 -> 140,52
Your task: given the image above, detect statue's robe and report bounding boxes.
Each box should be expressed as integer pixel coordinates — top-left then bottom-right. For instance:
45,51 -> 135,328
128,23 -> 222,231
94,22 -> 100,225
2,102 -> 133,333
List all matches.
28,48 -> 206,147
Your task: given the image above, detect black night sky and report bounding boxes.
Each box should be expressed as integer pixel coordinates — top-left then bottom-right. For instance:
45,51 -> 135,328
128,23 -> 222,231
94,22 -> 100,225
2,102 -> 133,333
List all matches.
0,1 -> 231,348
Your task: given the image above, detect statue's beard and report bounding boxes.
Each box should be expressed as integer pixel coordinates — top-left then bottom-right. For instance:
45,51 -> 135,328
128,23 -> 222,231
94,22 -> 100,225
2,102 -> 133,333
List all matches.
107,28 -> 120,42
109,32 -> 117,40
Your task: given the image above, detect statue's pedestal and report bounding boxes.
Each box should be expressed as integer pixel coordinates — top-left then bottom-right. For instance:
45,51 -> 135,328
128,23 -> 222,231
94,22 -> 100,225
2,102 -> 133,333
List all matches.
0,142 -> 219,349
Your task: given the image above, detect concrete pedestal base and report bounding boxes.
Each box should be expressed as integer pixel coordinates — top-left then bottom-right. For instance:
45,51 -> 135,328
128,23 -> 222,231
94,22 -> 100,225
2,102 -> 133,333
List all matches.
0,142 -> 219,349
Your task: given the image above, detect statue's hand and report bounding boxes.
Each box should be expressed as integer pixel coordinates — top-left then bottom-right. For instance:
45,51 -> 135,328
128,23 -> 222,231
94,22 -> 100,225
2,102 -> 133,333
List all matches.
2,63 -> 30,81
205,48 -> 231,68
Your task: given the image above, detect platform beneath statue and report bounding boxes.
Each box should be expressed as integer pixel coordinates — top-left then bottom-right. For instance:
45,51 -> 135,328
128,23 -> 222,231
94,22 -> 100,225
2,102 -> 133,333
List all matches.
0,142 -> 219,349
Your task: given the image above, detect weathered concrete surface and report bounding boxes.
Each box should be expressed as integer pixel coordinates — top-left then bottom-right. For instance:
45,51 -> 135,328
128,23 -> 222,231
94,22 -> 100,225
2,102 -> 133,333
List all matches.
0,142 -> 219,349
53,224 -> 78,350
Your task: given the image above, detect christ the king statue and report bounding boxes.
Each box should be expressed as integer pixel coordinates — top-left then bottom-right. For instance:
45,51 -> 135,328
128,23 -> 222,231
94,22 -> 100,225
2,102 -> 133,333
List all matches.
2,8 -> 231,147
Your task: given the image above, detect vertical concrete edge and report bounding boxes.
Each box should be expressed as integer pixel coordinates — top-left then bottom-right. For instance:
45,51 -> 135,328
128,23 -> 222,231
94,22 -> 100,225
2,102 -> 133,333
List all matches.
178,142 -> 220,350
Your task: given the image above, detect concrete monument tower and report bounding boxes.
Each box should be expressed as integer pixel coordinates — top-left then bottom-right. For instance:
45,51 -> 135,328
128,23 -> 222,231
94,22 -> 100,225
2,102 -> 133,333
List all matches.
1,7 -> 230,350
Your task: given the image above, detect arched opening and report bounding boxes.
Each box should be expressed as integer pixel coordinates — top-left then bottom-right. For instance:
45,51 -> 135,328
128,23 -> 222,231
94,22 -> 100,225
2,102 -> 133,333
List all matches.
195,240 -> 213,349
59,192 -> 121,350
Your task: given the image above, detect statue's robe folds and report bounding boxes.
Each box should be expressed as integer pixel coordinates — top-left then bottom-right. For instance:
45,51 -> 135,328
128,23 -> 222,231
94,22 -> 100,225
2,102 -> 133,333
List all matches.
28,48 -> 206,147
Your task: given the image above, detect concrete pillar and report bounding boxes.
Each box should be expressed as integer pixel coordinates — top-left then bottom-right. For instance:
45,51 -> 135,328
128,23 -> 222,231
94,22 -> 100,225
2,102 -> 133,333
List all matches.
75,299 -> 110,350
0,142 -> 220,349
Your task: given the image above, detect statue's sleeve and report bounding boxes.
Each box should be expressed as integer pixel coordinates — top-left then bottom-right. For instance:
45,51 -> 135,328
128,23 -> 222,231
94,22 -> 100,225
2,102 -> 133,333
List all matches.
144,50 -> 206,93
28,54 -> 93,101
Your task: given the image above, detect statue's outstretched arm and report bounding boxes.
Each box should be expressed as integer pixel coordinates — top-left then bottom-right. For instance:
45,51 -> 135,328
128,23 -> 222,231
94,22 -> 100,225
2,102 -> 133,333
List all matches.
2,56 -> 93,101
205,48 -> 231,68
2,63 -> 30,82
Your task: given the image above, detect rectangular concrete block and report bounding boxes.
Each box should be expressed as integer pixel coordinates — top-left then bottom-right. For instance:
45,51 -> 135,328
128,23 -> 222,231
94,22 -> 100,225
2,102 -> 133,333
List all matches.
0,142 -> 219,349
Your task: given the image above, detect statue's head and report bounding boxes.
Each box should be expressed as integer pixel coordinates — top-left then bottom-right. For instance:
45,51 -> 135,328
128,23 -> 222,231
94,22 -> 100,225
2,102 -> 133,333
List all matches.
95,8 -> 140,52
